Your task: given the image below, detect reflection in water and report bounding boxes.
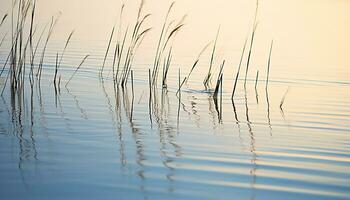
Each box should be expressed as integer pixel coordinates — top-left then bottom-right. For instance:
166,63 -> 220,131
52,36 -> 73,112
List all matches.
2,81 -> 39,190
99,77 -> 184,197
1,59 -> 350,199
265,88 -> 272,136
152,86 -> 183,194
188,95 -> 201,128
255,71 -> 259,104
231,99 -> 239,123
66,87 -> 88,120
244,89 -> 258,200
208,95 -> 218,129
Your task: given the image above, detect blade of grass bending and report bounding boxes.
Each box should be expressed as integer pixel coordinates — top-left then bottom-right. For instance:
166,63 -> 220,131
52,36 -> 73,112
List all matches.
115,26 -> 128,83
186,41 -> 212,82
244,23 -> 258,89
231,38 -> 248,99
121,26 -> 152,87
112,4 -> 125,81
65,54 -> 89,87
37,15 -> 60,86
58,30 -> 74,68
266,40 -> 273,90
152,1 -> 175,84
154,20 -> 184,86
279,87 -> 290,109
244,0 -> 259,89
176,77 -> 187,96
101,27 -> 115,78
0,14 -> 8,27
204,27 -> 220,86
119,0 -> 152,87
161,23 -> 185,53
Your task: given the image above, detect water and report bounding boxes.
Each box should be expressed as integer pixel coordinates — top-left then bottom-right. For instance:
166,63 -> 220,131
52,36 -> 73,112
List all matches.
0,0 -> 349,199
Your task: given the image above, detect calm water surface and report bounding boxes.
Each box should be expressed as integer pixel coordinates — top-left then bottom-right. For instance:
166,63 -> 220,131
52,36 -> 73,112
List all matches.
0,0 -> 349,199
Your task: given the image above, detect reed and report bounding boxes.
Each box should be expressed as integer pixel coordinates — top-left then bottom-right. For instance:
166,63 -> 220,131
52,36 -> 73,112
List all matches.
151,2 -> 185,87
177,68 -> 181,127
56,30 -> 74,78
152,22 -> 184,86
244,0 -> 259,89
279,87 -> 290,109
0,51 -> 10,79
114,26 -> 128,83
255,70 -> 259,104
3,0 -> 36,95
255,70 -> 259,90
231,38 -> 248,100
58,75 -> 61,93
148,68 -> 153,124
186,41 -> 211,82
100,26 -> 115,78
219,73 -> 223,121
0,0 -> 289,130
266,40 -> 273,90
214,60 -> 225,100
0,14 -> 8,27
33,22 -> 47,55
176,76 -> 187,96
53,30 -> 74,87
204,27 -> 220,87
244,23 -> 258,89
65,54 -> 89,87
54,53 -> 58,90
130,70 -> 134,121
115,0 -> 152,88
111,4 -> 125,82
29,0 -> 36,88
37,15 -> 60,86
152,2 -> 175,86
213,73 -> 223,121
9,1 -> 23,91
211,60 -> 224,121
120,25 -> 152,87
162,47 -> 172,88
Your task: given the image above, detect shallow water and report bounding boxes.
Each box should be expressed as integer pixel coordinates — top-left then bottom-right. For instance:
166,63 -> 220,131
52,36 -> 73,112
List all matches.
0,0 -> 349,199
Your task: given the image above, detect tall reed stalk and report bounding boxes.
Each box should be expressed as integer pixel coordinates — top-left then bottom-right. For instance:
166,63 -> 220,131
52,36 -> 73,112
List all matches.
186,41 -> 211,83
204,27 -> 220,87
231,38 -> 248,100
65,54 -> 89,87
266,40 -> 273,90
151,2 -> 185,87
244,0 -> 259,89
